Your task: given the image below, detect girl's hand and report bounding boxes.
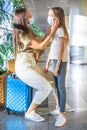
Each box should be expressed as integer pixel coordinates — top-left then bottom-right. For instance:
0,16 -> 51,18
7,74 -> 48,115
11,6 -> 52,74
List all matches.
45,64 -> 49,71
53,67 -> 59,76
53,70 -> 58,76
45,60 -> 50,73
43,68 -> 48,73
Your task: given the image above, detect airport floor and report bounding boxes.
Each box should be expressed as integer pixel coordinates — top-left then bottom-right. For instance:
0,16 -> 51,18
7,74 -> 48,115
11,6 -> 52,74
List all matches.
0,63 -> 87,130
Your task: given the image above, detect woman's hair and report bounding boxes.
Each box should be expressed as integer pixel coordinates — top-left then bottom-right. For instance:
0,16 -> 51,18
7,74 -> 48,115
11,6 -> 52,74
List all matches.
12,8 -> 36,59
52,7 -> 69,44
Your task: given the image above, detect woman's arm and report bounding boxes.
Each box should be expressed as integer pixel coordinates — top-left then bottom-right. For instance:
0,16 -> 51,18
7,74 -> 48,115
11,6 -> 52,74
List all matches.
28,20 -> 58,50
28,34 -> 52,50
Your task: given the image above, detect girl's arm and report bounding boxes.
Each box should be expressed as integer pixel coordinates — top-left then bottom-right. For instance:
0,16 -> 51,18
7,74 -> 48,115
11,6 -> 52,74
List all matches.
45,52 -> 51,71
54,37 -> 65,76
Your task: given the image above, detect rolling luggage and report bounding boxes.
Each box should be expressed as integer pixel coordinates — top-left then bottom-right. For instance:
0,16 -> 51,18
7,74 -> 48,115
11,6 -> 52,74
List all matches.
6,74 -> 32,113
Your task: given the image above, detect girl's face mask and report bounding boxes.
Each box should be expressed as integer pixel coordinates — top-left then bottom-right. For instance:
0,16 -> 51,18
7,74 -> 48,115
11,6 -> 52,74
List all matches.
29,16 -> 35,24
47,16 -> 54,25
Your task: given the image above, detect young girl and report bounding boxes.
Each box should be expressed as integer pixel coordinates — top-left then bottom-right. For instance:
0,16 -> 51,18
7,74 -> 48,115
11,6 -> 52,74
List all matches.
45,7 -> 69,127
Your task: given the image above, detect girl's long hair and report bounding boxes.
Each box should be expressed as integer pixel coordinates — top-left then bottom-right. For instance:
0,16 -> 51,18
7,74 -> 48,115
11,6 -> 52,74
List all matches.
12,8 -> 36,59
52,7 -> 69,45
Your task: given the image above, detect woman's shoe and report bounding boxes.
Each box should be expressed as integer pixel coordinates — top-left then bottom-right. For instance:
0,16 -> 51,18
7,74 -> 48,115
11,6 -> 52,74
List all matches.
25,111 -> 45,122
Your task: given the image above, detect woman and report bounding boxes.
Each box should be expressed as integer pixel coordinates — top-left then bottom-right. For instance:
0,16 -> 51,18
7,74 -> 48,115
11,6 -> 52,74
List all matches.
45,7 -> 69,127
12,8 -> 58,122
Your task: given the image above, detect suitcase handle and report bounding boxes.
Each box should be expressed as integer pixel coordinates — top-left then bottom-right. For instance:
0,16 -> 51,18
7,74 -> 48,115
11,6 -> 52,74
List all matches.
11,73 -> 18,79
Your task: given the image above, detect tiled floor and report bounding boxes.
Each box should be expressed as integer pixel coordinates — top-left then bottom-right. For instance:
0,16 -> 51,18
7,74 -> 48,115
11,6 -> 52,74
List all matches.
0,63 -> 87,130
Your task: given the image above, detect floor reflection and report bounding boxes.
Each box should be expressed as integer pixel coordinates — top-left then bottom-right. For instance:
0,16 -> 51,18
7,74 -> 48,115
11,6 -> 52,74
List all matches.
0,63 -> 87,130
66,64 -> 87,112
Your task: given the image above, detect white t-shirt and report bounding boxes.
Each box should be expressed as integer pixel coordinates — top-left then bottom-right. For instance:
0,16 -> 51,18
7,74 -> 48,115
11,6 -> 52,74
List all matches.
49,27 -> 68,62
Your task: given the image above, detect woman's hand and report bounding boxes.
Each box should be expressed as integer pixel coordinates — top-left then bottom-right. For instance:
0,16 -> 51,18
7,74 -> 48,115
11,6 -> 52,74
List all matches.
35,36 -> 42,43
50,20 -> 59,37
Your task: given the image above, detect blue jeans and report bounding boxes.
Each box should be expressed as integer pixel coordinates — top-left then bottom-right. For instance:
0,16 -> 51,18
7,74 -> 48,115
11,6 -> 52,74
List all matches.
51,60 -> 67,112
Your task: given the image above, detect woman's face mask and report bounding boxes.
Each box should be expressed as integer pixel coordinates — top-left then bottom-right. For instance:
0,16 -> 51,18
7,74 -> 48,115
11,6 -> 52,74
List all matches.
29,16 -> 35,24
47,16 -> 54,25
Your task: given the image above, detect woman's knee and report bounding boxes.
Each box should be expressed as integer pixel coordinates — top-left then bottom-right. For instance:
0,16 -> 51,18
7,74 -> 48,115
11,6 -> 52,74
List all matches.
47,84 -> 52,94
42,83 -> 52,94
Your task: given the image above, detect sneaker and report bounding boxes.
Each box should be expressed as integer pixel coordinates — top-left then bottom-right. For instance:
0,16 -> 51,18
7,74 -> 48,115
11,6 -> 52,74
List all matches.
55,114 -> 66,127
49,108 -> 60,116
25,111 -> 45,122
65,104 -> 74,112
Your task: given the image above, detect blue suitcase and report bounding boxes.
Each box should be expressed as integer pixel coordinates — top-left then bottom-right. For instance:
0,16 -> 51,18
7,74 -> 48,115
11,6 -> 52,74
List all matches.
6,74 -> 32,113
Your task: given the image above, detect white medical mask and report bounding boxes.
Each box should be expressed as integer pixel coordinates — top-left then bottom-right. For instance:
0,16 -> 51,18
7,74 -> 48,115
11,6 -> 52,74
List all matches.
47,16 -> 54,25
29,17 -> 35,24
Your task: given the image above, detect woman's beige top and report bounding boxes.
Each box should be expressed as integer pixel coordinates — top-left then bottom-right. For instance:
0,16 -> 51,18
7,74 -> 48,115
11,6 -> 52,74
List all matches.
16,33 -> 36,68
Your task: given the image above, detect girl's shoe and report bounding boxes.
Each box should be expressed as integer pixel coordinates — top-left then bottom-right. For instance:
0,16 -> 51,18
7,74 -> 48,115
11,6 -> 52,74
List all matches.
55,114 -> 66,127
65,104 -> 74,112
49,104 -> 74,116
49,108 -> 60,116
